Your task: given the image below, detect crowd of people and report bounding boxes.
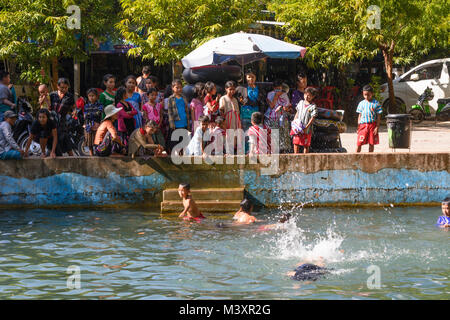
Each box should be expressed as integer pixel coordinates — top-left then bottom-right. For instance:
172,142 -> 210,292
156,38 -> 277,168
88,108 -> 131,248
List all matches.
0,66 -> 384,160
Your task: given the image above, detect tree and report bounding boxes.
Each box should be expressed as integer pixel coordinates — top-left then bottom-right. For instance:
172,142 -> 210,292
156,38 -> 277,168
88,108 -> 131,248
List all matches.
117,0 -> 267,65
0,0 -> 119,87
269,0 -> 449,112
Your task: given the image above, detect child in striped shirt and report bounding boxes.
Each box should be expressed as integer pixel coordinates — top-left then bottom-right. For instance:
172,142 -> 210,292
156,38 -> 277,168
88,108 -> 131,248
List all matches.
356,85 -> 382,153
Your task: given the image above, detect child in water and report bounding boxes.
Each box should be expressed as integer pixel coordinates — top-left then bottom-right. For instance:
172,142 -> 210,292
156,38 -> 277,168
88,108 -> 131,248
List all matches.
257,213 -> 291,231
233,199 -> 260,224
436,197 -> 450,228
178,183 -> 206,222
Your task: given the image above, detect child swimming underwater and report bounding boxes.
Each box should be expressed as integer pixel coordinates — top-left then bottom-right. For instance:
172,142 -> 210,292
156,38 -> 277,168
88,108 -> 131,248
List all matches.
286,257 -> 332,281
436,197 -> 450,228
178,183 -> 206,222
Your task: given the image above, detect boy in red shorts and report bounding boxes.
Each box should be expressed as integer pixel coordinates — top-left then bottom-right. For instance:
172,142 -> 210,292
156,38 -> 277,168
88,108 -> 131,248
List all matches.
291,87 -> 318,154
356,85 -> 382,152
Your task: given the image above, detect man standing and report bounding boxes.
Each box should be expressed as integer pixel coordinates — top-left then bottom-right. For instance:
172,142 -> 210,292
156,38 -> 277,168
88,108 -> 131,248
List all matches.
0,110 -> 24,159
0,71 -> 16,122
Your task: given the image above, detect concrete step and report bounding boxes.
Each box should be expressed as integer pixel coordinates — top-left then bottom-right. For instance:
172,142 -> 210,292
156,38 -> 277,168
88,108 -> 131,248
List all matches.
163,187 -> 244,201
161,200 -> 241,213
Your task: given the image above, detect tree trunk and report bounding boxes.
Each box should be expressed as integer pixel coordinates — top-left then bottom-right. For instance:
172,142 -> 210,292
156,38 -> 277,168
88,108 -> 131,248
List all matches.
382,44 -> 396,114
74,59 -> 80,100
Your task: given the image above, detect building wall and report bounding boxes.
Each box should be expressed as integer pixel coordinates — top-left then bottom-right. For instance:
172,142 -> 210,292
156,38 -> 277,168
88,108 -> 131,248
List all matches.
0,153 -> 448,209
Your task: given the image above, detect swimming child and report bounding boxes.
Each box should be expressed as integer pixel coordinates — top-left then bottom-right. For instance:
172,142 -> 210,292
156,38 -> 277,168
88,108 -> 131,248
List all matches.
178,183 -> 206,222
286,257 -> 331,282
233,199 -> 260,224
436,197 -> 450,228
257,213 -> 291,231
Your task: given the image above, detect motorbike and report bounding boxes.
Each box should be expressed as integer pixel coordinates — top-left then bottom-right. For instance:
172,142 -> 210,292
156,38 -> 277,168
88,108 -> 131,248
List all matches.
12,98 -> 45,157
409,87 -> 434,124
435,98 -> 450,122
408,87 -> 450,123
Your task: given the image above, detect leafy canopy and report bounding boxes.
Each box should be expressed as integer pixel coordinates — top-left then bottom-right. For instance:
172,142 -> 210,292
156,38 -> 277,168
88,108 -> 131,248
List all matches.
0,0 -> 119,83
117,0 -> 267,64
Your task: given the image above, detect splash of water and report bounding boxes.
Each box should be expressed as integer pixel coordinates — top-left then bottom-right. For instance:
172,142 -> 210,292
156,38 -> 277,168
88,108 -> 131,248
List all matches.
271,211 -> 345,263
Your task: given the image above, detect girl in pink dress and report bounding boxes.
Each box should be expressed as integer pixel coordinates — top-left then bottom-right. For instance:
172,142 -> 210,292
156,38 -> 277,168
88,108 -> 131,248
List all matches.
219,81 -> 241,130
190,82 -> 205,132
142,88 -> 162,127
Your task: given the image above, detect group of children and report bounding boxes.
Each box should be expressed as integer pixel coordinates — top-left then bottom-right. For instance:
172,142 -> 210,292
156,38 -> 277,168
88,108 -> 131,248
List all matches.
17,65 -> 387,158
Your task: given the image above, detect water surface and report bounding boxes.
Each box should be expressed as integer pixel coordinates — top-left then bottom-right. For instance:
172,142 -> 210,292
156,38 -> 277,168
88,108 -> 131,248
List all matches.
0,206 -> 448,299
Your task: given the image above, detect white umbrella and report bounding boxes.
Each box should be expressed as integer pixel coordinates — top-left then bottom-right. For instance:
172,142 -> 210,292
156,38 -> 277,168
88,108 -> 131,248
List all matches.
181,32 -> 307,68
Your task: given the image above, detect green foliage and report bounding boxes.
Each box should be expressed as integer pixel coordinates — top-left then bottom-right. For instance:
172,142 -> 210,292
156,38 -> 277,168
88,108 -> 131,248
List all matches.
0,0 -> 119,83
117,0 -> 267,65
269,0 -> 449,68
369,75 -> 382,102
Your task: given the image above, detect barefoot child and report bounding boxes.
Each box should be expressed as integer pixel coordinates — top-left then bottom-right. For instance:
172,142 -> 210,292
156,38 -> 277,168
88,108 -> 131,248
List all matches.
83,88 -> 104,156
178,183 -> 206,221
291,87 -> 318,154
436,197 -> 450,228
356,85 -> 382,153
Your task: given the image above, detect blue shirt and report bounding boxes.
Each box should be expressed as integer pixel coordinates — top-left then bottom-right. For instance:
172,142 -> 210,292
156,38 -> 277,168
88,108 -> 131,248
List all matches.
126,92 -> 143,128
356,99 -> 382,124
174,97 -> 187,128
436,216 -> 450,226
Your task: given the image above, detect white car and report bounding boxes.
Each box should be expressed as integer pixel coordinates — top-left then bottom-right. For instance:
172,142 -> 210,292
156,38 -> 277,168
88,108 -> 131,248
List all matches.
380,58 -> 450,114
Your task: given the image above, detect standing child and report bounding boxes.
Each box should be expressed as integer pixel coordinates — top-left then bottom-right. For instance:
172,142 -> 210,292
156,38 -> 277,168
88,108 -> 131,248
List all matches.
142,88 -> 163,128
83,88 -> 104,156
291,87 -> 318,154
115,86 -> 137,146
99,74 -> 116,109
356,85 -> 382,153
38,84 -> 51,109
265,79 -> 290,128
247,112 -> 271,156
203,81 -> 221,124
219,81 -> 241,130
167,79 -> 191,153
178,183 -> 206,222
209,116 -> 226,155
436,197 -> 450,228
190,82 -> 205,132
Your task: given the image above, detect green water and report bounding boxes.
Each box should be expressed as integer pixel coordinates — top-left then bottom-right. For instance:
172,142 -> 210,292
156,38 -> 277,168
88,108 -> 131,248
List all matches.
0,206 -> 448,300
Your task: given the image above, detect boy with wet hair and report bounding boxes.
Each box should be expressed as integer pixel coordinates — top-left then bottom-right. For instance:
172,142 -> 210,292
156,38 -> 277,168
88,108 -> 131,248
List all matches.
178,183 -> 206,222
356,85 -> 382,153
233,198 -> 259,224
436,197 -> 450,228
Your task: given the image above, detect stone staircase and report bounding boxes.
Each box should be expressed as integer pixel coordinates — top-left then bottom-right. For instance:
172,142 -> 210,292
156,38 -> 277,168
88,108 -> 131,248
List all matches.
160,187 -> 244,213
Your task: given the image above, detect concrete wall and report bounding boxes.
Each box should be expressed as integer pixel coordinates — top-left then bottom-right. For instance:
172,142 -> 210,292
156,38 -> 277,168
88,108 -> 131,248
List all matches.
0,153 -> 448,209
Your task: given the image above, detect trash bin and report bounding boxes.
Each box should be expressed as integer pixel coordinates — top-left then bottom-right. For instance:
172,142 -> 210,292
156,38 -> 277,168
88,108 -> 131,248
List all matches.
386,114 -> 412,149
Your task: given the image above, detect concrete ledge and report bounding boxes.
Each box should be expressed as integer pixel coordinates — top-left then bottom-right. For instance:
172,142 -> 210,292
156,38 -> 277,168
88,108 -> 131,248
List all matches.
0,153 -> 448,208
